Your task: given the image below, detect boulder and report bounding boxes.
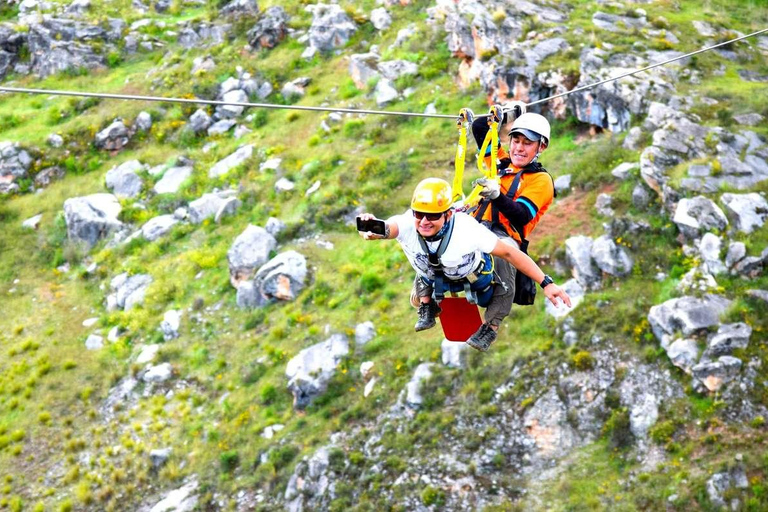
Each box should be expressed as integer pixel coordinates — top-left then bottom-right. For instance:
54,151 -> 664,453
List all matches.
227,224 -> 277,287
592,11 -> 648,32
140,214 -> 178,241
27,20 -> 106,77
523,388 -> 579,460
672,196 -> 728,239
285,334 -> 349,409
632,183 -> 652,210
693,356 -> 742,392
191,55 -> 215,74
554,174 -> 571,195
188,109 -> 212,134
648,295 -> 732,348
281,78 -> 311,100
698,233 -> 726,275
153,166 -> 192,194
441,339 -> 469,369
706,466 -> 748,509
0,141 -> 32,180
304,3 -> 357,55
726,241 -> 747,269
160,309 -> 181,340
149,448 -> 171,469
208,144 -> 253,178
370,8 -> 391,30
666,338 -> 699,374
219,0 -> 258,17
207,119 -> 236,135
590,235 -> 633,276
105,160 -> 145,198
374,79 -> 398,106
136,344 -> 160,364
108,272 -> 153,311
284,446 -> 333,511
720,192 -> 768,234
143,362 -> 173,383
188,190 -> 241,224
30,164 -> 62,189
134,111 -> 152,132
216,88 -> 248,119
238,250 -> 307,308
595,193 -> 614,216
85,334 -> 104,350
545,278 -> 584,319
565,235 -> 602,289
94,120 -> 131,151
63,193 -> 123,248
354,321 -> 375,346
247,5 -> 288,49
146,479 -> 198,512
704,323 -> 752,359
404,362 -> 433,409
22,214 -> 43,230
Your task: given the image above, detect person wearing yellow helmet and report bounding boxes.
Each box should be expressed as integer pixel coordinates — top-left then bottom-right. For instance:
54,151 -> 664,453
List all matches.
357,178 -> 570,351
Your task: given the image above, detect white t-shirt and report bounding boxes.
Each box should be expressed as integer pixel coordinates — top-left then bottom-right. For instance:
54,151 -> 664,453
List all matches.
393,210 -> 498,281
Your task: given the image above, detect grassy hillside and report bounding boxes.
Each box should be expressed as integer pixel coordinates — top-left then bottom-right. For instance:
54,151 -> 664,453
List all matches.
0,0 -> 767,510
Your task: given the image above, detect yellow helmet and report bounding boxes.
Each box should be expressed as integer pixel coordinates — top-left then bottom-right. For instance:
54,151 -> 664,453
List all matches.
411,178 -> 453,213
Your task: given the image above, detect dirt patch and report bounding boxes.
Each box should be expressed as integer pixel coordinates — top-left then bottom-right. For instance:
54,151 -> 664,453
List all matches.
530,183 -> 617,245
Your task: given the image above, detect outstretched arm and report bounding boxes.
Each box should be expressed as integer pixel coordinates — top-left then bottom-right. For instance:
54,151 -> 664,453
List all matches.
357,213 -> 399,240
490,239 -> 571,307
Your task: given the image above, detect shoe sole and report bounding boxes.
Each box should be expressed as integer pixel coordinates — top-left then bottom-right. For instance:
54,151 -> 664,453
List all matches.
414,322 -> 436,332
466,340 -> 489,352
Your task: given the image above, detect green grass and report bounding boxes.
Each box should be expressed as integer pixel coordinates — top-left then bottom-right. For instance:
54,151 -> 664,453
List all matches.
0,0 -> 767,508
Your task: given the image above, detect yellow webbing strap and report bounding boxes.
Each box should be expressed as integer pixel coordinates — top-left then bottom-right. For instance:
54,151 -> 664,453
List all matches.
464,106 -> 501,209
451,109 -> 470,205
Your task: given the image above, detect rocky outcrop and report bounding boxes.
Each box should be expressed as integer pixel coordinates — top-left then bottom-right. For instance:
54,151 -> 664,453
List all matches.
188,189 -> 241,224
105,160 -> 145,198
63,193 -> 123,248
247,5 -> 288,50
106,272 -> 153,311
236,250 -> 307,308
226,224 -> 277,287
0,141 -> 32,195
208,145 -> 253,178
303,3 -> 357,58
95,120 -> 132,151
26,18 -> 109,77
285,334 -> 349,409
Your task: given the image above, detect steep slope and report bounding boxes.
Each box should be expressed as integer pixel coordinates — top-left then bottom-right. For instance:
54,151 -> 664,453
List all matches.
0,0 -> 766,510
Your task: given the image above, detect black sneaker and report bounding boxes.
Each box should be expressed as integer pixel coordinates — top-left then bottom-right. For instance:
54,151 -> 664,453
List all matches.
466,324 -> 497,352
414,301 -> 441,332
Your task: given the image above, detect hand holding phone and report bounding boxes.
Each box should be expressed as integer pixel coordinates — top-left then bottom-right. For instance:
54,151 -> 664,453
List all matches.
356,216 -> 387,237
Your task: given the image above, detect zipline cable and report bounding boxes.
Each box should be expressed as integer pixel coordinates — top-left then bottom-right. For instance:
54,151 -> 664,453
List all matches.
526,27 -> 768,107
0,28 -> 765,118
0,87 -> 457,119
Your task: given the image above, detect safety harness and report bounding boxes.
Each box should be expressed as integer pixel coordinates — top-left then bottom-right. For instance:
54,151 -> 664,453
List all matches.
416,216 -> 495,306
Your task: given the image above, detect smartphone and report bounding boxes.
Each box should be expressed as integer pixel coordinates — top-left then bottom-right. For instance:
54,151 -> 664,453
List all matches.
356,217 -> 387,236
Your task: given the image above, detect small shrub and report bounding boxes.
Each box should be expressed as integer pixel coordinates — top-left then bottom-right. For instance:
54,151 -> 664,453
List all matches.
220,450 -> 239,473
571,350 -> 595,370
259,384 -> 278,405
421,486 -> 445,507
267,444 -> 298,471
751,416 -> 765,428
649,420 -> 677,444
359,273 -> 384,293
602,407 -> 633,450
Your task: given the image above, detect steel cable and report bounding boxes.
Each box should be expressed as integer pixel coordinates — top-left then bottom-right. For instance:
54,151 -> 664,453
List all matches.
0,28 -> 765,118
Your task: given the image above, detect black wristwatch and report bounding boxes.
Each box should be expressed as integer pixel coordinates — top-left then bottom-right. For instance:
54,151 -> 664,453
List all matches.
540,275 -> 554,289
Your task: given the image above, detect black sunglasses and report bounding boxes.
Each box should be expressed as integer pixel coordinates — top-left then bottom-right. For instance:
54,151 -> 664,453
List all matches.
412,210 -> 445,221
